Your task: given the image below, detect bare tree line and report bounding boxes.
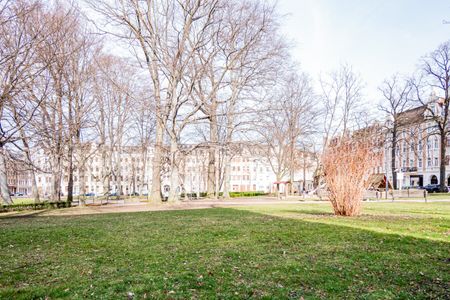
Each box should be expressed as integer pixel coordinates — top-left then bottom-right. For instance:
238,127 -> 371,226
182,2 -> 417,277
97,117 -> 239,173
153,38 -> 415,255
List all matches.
0,0 -> 154,204
6,0 -> 446,206
0,0 -> 369,205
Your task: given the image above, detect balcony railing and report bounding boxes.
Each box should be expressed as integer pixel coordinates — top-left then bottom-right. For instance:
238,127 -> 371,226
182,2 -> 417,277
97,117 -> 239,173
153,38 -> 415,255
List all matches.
401,167 -> 418,172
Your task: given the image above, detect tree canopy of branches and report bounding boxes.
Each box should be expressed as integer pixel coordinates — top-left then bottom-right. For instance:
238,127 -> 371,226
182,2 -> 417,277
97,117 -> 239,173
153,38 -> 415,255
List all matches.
257,72 -> 318,198
90,0 -> 287,202
378,74 -> 412,189
0,0 -> 51,203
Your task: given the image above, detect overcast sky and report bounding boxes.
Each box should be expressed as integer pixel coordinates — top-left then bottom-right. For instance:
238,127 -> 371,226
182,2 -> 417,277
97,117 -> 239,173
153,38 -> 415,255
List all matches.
278,0 -> 450,105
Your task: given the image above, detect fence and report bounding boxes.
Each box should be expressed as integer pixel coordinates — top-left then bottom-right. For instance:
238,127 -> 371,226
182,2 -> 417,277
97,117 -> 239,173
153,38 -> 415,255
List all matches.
364,189 -> 428,201
315,189 -> 429,201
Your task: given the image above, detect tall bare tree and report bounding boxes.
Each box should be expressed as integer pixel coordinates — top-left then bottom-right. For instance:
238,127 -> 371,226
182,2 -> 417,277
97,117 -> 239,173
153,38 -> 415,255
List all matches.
0,0 -> 49,204
257,72 -> 317,198
320,64 -> 364,148
91,0 -> 223,203
93,55 -> 135,197
378,74 -> 412,189
30,2 -> 98,202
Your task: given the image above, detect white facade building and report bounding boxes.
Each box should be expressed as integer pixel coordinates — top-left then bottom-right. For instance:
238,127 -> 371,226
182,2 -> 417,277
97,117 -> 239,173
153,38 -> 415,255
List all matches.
26,143 -> 317,198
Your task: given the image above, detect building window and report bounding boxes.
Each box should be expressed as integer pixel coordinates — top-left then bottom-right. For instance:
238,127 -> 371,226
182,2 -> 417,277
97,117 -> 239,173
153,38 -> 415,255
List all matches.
434,138 -> 439,149
434,157 -> 439,166
427,158 -> 432,167
418,158 -> 422,168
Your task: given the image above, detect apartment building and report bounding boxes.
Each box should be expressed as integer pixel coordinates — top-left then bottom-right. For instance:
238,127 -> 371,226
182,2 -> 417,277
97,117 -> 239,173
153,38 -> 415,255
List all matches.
13,143 -> 317,198
383,98 -> 450,188
5,159 -> 33,195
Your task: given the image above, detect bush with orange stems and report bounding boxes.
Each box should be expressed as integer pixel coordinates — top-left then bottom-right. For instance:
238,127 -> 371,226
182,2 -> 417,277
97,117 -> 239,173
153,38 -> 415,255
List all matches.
322,133 -> 381,216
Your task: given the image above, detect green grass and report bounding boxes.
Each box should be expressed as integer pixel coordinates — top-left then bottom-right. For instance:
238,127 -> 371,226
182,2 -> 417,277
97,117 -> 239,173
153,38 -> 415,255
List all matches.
0,203 -> 449,299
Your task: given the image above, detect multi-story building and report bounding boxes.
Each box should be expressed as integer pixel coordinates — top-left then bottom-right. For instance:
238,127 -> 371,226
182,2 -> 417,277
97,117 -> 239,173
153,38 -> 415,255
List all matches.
382,97 -> 450,188
13,143 -> 317,198
5,159 -> 33,195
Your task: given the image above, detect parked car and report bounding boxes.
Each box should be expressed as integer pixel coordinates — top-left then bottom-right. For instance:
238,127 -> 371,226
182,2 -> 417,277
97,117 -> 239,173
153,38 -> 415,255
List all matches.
14,192 -> 24,197
84,192 -> 96,197
423,184 -> 449,193
130,192 -> 139,196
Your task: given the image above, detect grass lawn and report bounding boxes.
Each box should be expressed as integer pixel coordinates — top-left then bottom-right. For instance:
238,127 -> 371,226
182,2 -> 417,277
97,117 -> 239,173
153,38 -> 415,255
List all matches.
0,203 -> 449,299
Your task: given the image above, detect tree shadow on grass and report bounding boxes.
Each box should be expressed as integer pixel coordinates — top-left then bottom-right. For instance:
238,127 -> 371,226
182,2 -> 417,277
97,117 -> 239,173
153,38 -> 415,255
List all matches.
0,207 -> 448,299
280,209 -> 426,219
0,209 -> 50,220
279,209 -> 335,216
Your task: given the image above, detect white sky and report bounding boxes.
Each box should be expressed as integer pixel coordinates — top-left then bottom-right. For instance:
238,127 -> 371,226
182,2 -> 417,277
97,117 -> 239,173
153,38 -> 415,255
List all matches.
277,0 -> 450,105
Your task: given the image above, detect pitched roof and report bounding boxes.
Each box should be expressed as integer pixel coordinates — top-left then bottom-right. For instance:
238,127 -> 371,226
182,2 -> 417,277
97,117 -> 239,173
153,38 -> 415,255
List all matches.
397,105 -> 427,127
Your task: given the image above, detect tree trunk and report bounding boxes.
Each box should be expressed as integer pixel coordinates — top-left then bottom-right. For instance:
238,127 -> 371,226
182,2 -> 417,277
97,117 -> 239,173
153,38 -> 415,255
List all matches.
0,145 -> 12,205
67,146 -> 74,205
79,166 -> 86,205
440,130 -> 446,192
140,146 -> 148,196
150,120 -> 163,203
207,111 -> 218,198
51,156 -> 62,202
168,139 -> 180,203
303,155 -> 306,192
21,133 -> 39,203
289,168 -> 295,196
391,126 -> 397,190
101,146 -> 110,196
31,172 -> 39,203
223,150 -> 231,199
276,180 -> 281,200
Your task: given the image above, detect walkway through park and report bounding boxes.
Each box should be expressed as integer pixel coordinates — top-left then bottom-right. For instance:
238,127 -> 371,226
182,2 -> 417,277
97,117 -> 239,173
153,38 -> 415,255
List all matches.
2,196 -> 450,218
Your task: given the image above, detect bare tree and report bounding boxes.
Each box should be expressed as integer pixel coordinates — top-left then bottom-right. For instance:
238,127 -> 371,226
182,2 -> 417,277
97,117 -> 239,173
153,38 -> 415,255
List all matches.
93,55 -> 135,198
90,0 -> 224,203
29,2 -> 98,202
320,64 -> 364,148
0,0 -> 49,204
378,74 -> 412,189
257,73 -> 317,199
130,90 -> 155,197
411,40 -> 450,192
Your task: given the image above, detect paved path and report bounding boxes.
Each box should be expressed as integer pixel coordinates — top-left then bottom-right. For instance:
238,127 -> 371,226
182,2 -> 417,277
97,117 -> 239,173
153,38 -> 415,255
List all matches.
1,197 -> 449,218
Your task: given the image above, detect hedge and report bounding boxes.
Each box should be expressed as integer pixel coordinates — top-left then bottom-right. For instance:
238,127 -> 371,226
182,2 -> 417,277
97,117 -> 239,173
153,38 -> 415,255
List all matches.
180,191 -> 267,198
228,191 -> 267,198
0,201 -> 71,212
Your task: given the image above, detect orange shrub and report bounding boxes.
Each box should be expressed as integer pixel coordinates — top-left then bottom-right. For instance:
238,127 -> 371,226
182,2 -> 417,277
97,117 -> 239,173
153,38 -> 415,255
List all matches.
322,134 -> 381,216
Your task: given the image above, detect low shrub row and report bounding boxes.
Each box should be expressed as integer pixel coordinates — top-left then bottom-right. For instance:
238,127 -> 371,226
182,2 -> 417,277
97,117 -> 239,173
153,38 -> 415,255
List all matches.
0,201 -> 71,212
180,192 -> 208,198
229,191 -> 267,198
180,191 -> 267,198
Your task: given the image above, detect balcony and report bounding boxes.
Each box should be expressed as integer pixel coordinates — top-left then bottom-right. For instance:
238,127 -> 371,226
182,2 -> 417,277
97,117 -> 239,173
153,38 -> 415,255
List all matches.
401,167 -> 418,173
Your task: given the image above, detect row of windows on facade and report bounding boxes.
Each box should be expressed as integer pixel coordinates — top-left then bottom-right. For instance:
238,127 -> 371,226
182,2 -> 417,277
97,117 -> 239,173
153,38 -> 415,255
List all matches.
229,175 -> 270,181
231,166 -> 270,172
184,174 -> 269,182
57,184 -> 145,193
395,157 -> 444,168
38,175 -> 143,183
394,137 -> 445,154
